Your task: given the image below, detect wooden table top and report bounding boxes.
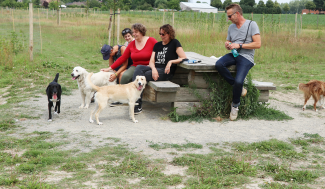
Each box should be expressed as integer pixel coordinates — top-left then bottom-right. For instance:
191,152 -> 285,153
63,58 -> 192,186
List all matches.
179,52 -> 236,72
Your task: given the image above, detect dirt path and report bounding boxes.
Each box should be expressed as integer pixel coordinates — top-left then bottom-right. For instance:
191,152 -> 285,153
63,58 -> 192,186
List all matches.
15,89 -> 325,161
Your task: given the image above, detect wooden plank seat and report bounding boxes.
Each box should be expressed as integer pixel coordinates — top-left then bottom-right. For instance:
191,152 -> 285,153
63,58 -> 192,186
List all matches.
143,81 -> 180,103
143,80 -> 276,104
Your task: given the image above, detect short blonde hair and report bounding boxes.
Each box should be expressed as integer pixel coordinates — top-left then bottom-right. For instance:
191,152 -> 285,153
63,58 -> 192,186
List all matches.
226,4 -> 243,16
132,23 -> 147,36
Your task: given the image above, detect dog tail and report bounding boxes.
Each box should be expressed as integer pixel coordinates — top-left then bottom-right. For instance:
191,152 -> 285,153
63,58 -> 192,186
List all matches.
298,83 -> 309,93
53,73 -> 59,82
86,72 -> 100,91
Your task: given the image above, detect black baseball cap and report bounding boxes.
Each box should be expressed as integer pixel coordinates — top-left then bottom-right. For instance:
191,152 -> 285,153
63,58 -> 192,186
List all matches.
101,44 -> 112,60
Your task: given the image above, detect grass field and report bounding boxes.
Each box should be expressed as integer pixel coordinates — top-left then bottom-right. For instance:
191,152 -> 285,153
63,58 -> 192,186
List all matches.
0,9 -> 325,188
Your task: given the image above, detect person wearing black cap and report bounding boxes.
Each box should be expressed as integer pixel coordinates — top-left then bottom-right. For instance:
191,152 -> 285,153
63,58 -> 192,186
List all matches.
101,44 -> 130,84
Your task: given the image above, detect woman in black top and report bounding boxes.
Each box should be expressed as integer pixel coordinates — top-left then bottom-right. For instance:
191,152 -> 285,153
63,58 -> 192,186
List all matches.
131,24 -> 186,114
133,24 -> 186,82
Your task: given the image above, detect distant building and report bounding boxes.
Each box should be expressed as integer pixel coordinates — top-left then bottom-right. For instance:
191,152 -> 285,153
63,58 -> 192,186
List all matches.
180,2 -> 218,13
187,0 -> 210,5
66,2 -> 87,6
301,9 -> 325,14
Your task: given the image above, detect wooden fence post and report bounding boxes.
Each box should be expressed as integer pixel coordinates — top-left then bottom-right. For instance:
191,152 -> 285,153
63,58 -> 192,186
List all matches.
29,3 -> 33,61
300,14 -> 302,33
295,13 -> 297,38
12,7 -> 15,32
47,9 -> 48,19
172,11 -> 174,27
117,9 -> 120,45
108,9 -> 113,45
38,8 -> 42,54
251,12 -> 253,20
59,8 -> 61,25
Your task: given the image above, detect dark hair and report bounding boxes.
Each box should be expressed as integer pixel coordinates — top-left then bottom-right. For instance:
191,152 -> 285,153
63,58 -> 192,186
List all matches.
132,23 -> 147,36
121,28 -> 132,37
159,24 -> 175,40
226,4 -> 243,16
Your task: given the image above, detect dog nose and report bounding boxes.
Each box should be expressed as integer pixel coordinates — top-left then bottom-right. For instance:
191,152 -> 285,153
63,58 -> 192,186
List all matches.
71,73 -> 74,76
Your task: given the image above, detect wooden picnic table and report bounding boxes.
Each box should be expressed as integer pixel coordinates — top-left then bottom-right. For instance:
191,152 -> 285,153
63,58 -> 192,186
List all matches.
143,52 -> 276,113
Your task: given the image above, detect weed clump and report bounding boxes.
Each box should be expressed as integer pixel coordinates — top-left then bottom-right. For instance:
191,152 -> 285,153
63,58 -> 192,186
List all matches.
169,73 -> 292,122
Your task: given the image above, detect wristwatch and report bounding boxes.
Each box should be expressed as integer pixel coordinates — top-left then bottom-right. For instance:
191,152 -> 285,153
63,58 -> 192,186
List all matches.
239,43 -> 243,49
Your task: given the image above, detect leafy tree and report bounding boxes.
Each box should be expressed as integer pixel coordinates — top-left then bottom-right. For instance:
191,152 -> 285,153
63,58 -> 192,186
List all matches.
323,1 -> 325,10
168,0 -> 180,10
89,0 -> 101,8
211,0 -> 222,8
137,2 -> 153,10
43,1 -> 49,8
196,1 -> 201,2
33,0 -> 40,6
223,0 -> 232,9
266,0 -> 274,8
313,0 -> 324,10
305,1 -> 316,11
240,0 -> 255,7
283,3 -> 289,12
49,1 -> 58,9
154,0 -> 167,8
257,0 -> 265,7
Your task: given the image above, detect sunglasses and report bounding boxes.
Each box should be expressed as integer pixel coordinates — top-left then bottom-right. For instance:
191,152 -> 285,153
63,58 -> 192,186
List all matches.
228,12 -> 237,19
122,29 -> 131,34
159,33 -> 166,36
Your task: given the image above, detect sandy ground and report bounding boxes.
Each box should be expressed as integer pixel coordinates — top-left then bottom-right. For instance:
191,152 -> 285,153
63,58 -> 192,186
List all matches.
5,89 -> 325,188
14,89 -> 325,157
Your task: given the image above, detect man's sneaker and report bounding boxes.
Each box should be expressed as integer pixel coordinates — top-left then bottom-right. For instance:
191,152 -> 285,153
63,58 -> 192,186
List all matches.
241,88 -> 247,97
134,107 -> 142,115
229,106 -> 239,121
110,102 -> 123,107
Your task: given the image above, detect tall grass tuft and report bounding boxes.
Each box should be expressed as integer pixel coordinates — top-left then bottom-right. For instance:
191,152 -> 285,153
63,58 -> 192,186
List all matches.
169,73 -> 292,122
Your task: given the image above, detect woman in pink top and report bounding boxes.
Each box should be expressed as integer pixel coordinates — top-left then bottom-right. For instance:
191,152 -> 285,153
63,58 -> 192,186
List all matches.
101,23 -> 157,84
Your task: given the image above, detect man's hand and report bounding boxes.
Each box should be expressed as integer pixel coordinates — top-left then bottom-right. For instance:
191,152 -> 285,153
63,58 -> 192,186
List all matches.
152,69 -> 159,81
101,67 -> 112,72
165,61 -> 172,74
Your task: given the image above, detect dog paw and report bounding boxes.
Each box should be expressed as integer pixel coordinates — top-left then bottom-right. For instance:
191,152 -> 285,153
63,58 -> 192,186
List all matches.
133,120 -> 138,123
89,119 -> 94,123
79,106 -> 84,109
98,122 -> 103,125
84,106 -> 89,109
48,119 -> 52,122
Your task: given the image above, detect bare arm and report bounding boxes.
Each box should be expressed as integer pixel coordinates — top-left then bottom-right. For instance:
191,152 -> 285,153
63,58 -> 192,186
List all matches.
165,47 -> 187,74
109,46 -> 128,82
228,34 -> 261,50
149,52 -> 159,81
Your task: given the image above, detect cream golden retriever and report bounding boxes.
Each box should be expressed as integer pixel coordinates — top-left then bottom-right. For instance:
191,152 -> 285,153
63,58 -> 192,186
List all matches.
71,66 -> 116,109
86,73 -> 146,124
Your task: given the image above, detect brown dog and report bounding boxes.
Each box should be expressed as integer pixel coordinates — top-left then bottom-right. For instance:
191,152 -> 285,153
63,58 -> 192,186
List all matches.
298,80 -> 325,111
87,73 -> 146,124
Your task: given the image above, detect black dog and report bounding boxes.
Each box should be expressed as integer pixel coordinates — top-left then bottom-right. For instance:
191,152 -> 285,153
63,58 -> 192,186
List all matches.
46,73 -> 61,121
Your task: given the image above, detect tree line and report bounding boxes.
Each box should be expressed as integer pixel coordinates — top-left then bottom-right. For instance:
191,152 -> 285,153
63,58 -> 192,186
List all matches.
1,0 -> 324,14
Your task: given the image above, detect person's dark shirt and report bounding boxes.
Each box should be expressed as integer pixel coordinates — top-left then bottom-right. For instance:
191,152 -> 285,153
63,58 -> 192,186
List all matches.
153,39 -> 182,75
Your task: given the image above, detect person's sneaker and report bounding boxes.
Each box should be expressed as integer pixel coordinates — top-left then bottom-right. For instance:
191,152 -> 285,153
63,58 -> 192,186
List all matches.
241,88 -> 247,97
110,102 -> 123,107
134,107 -> 142,115
229,106 -> 239,121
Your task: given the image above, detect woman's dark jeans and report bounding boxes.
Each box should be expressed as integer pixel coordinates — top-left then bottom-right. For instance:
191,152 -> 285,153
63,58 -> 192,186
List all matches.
215,53 -> 254,106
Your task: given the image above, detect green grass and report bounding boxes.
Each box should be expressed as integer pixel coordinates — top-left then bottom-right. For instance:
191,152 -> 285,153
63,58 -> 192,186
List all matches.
148,141 -> 203,151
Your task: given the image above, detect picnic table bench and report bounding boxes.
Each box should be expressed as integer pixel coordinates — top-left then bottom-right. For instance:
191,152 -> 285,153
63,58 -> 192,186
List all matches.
143,52 -> 276,111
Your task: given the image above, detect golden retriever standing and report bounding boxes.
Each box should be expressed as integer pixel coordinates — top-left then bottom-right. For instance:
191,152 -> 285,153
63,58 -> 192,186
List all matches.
298,80 -> 325,111
86,73 -> 146,124
71,66 -> 116,109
